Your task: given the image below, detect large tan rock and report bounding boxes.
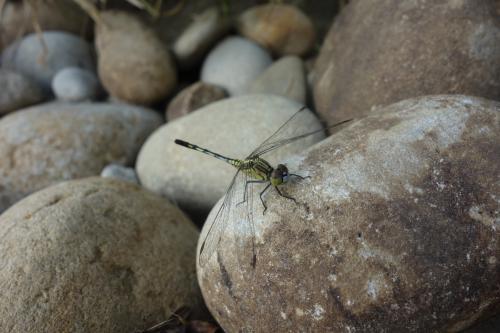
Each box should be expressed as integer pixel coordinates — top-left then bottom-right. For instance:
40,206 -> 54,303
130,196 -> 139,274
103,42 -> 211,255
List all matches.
0,102 -> 162,213
95,11 -> 177,105
0,177 -> 201,332
313,0 -> 500,123
198,95 -> 500,332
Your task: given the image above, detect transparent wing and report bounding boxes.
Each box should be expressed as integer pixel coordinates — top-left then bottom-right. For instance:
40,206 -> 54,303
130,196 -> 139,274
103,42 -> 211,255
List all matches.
247,106 -> 307,158
198,168 -> 242,267
233,171 -> 257,268
252,118 -> 352,157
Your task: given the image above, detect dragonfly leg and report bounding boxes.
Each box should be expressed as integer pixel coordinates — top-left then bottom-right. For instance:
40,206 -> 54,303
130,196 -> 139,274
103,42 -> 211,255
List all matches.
260,183 -> 271,215
237,180 -> 267,206
289,173 -> 311,180
275,186 -> 297,204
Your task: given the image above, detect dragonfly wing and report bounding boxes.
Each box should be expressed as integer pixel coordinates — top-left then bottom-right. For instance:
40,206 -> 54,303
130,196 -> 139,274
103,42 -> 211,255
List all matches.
251,118 -> 352,158
247,106 -> 307,158
198,168 -> 242,267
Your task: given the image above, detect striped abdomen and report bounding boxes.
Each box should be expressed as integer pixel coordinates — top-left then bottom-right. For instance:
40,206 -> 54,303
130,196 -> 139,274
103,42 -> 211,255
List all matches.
174,139 -> 241,167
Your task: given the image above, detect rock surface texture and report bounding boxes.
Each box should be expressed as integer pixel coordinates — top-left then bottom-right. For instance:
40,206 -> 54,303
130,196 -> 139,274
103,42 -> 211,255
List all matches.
314,0 -> 500,123
198,95 -> 500,332
0,177 -> 201,332
0,102 -> 162,213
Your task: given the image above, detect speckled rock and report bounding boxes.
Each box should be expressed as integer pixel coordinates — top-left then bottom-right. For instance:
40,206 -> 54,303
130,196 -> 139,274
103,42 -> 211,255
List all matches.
0,0 -> 90,52
2,31 -> 94,92
101,164 -> 139,184
166,82 -> 227,121
52,67 -> 101,102
0,69 -> 45,115
173,7 -> 230,70
198,95 -> 500,332
137,94 -> 323,218
247,56 -> 306,104
201,37 -> 272,96
314,0 -> 500,124
0,177 -> 202,332
0,102 -> 162,213
237,4 -> 316,57
95,11 -> 177,105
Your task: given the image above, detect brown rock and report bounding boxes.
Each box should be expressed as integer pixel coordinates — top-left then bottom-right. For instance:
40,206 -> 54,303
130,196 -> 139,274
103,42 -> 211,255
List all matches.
0,177 -> 202,332
0,102 -> 162,213
314,0 -> 500,124
198,95 -> 500,332
95,11 -> 177,105
237,4 -> 316,57
166,82 -> 227,121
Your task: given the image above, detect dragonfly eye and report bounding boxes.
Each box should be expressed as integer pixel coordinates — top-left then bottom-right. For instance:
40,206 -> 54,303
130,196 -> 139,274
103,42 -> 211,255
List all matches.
276,164 -> 289,182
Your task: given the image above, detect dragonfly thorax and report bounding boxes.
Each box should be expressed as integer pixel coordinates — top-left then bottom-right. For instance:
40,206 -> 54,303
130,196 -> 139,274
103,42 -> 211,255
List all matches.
270,164 -> 289,186
239,157 -> 274,181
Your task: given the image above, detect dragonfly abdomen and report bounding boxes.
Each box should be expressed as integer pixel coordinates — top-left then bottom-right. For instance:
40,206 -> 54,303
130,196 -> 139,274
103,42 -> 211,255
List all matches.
174,139 -> 240,166
239,157 -> 273,181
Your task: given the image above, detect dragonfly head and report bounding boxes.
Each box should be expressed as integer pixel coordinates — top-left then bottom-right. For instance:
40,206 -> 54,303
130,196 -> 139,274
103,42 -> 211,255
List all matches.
271,164 -> 289,186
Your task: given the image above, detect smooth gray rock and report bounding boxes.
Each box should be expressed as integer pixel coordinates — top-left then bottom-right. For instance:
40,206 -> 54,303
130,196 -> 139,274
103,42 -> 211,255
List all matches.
173,7 -> 230,70
247,56 -> 307,104
101,164 -> 139,184
2,31 -> 94,91
201,37 -> 272,96
0,69 -> 45,115
0,177 -> 202,332
198,95 -> 500,333
0,102 -> 162,213
137,94 -> 323,217
52,67 -> 101,102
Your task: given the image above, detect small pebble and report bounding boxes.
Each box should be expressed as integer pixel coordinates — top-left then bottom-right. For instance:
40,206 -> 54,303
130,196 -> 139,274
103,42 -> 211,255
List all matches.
101,164 -> 139,184
52,67 -> 101,102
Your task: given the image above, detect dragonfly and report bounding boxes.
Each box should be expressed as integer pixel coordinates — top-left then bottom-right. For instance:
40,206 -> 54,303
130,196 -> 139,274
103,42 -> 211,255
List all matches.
174,107 -> 351,267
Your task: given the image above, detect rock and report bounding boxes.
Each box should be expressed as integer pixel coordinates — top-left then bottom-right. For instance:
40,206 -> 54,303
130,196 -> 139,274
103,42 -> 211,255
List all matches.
237,4 -> 316,57
198,95 -> 500,332
95,11 -> 177,105
137,94 -> 324,218
0,69 -> 45,115
247,56 -> 306,104
2,31 -> 94,92
52,67 -> 101,102
201,37 -> 272,96
101,164 -> 139,184
314,0 -> 500,124
0,177 -> 202,332
173,7 -> 231,70
166,82 -> 227,121
0,0 -> 91,52
0,102 -> 162,213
